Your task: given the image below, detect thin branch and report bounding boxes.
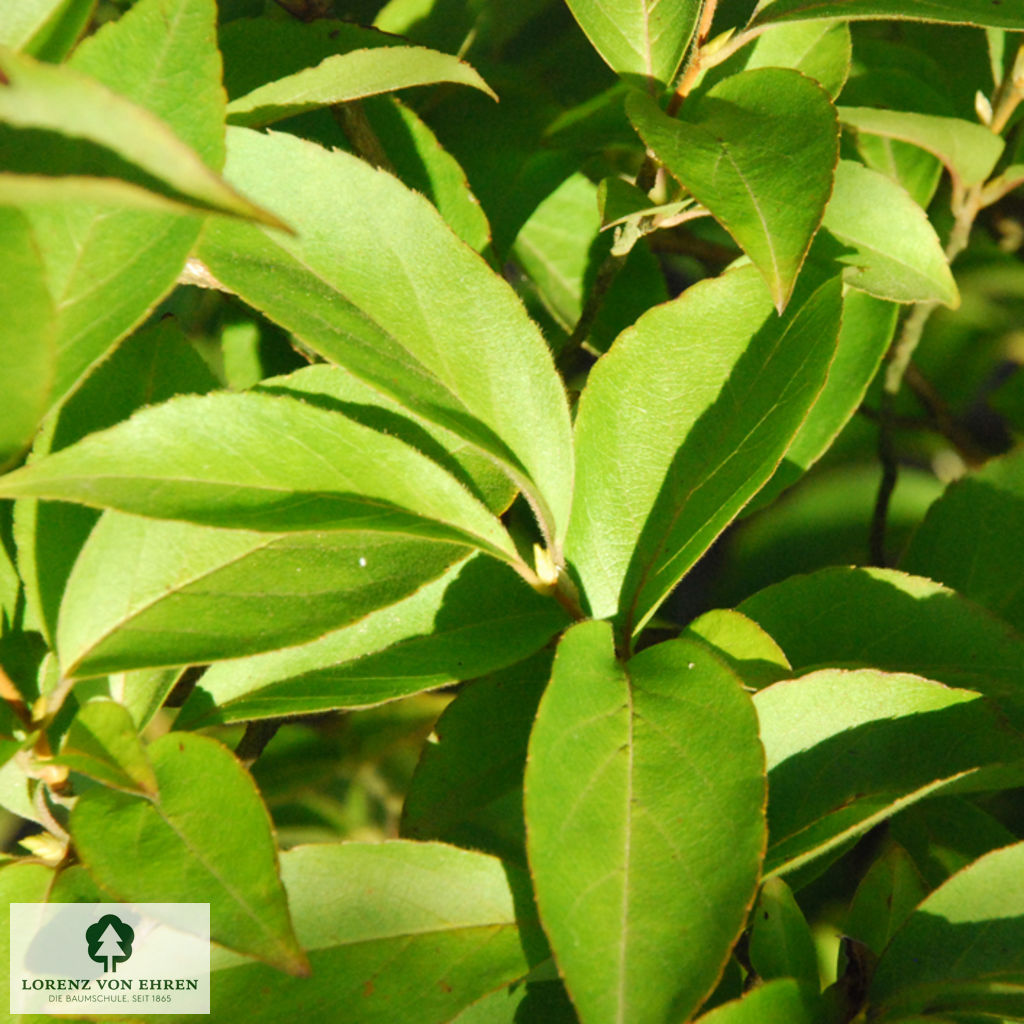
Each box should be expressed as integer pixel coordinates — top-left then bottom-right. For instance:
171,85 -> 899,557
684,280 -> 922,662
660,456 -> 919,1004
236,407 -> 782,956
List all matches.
555,250 -> 628,375
235,719 -> 282,769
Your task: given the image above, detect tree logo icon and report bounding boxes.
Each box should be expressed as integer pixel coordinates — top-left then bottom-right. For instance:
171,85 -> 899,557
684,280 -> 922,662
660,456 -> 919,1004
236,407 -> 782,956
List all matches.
85,915 -> 134,973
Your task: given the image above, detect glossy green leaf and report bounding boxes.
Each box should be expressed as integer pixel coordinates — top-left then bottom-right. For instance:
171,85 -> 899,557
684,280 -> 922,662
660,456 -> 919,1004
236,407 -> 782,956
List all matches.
695,979 -> 812,1024
823,159 -> 958,306
70,731 -> 307,974
681,608 -> 791,689
202,841 -> 542,1022
226,45 -> 495,128
255,363 -> 515,516
748,878 -> 820,1007
0,47 -> 282,226
0,208 -> 55,471
17,0 -> 224,413
57,511 -> 466,677
0,391 -> 517,562
628,69 -> 838,311
754,668 -> 1024,877
177,559 -> 566,726
199,127 -> 574,548
869,841 -> 1024,1019
14,317 -> 218,646
53,697 -> 157,795
526,622 -> 766,1024
839,106 -> 1003,187
567,264 -> 842,633
845,842 -> 929,955
902,446 -> 1024,634
751,0 -> 1024,31
740,567 -> 1024,725
563,0 -> 700,88
402,650 -> 552,864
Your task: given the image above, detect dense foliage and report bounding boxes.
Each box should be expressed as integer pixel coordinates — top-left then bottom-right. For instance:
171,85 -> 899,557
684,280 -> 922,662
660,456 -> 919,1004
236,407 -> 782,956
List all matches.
3,0 -> 1024,1020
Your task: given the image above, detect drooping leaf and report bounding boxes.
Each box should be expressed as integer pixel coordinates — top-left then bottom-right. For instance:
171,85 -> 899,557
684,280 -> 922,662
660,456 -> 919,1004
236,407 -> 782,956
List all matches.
0,46 -> 283,226
53,698 -> 157,796
226,45 -> 495,128
56,511 -> 467,677
13,317 -> 218,646
70,731 -> 307,973
628,69 -> 839,311
0,207 -> 55,471
401,650 -> 552,864
823,159 -> 958,306
839,106 -> 1003,187
740,567 -> 1024,727
681,607 -> 791,689
694,979 -> 812,1024
562,0 -> 701,89
199,127 -> 574,548
754,668 -> 1024,878
750,0 -> 1024,31
202,841 -> 544,1022
177,558 -> 566,726
18,0 -> 228,410
902,445 -> 1024,635
748,878 -> 820,1009
526,622 -> 766,1024
845,842 -> 929,955
567,264 -> 842,634
869,841 -> 1024,1020
0,391 -> 518,563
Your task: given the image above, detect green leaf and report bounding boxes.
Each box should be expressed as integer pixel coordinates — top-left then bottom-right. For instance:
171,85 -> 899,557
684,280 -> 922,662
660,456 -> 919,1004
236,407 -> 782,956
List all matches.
695,979 -> 812,1024
16,0 -> 225,414
177,558 -> 566,726
0,862 -> 54,979
202,841 -> 542,1022
563,0 -> 700,89
740,567 -> 1024,727
225,45 -> 495,128
113,666 -> 186,731
628,69 -> 839,312
450,975 -> 577,1024
70,731 -> 307,974
845,842 -> 929,955
0,391 -> 518,562
902,446 -> 1024,635
0,208 -> 55,471
567,264 -> 842,633
361,96 -> 491,253
869,841 -> 1024,1019
1,0 -> 78,49
402,650 -> 552,864
512,172 -> 668,350
57,511 -> 467,677
754,668 -> 1024,878
748,878 -> 820,1008
731,20 -> 851,98
199,127 -> 574,548
751,0 -> 1024,31
255,363 -> 515,516
525,622 -> 766,1024
53,697 -> 157,795
681,608 -> 792,689
839,106 -> 1004,187
14,317 -> 218,646
823,160 -> 958,306
0,47 -> 283,226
